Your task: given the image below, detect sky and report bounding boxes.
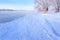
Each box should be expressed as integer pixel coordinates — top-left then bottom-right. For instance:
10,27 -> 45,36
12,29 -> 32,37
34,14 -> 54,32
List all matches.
0,0 -> 34,10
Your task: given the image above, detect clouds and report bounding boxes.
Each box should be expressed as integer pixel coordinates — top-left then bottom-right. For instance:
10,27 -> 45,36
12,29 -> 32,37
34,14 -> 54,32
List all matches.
0,4 -> 34,10
0,0 -> 34,10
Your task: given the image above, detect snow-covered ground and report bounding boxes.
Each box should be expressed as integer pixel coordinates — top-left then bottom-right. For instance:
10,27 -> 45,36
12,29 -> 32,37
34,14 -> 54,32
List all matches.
0,11 -> 60,40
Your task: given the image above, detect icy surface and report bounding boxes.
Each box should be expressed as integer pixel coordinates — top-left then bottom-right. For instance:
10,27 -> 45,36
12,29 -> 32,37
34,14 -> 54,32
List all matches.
0,11 -> 60,40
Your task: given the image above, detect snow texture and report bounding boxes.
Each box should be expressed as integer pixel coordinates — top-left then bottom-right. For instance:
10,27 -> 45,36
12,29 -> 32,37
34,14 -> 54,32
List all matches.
0,11 -> 60,40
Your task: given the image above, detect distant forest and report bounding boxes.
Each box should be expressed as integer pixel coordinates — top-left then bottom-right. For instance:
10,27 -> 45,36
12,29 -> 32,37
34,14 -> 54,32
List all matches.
0,9 -> 15,11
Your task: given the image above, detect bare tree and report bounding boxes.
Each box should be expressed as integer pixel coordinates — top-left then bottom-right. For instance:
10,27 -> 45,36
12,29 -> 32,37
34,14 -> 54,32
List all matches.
34,0 -> 60,13
48,0 -> 60,12
34,0 -> 49,13
58,0 -> 60,12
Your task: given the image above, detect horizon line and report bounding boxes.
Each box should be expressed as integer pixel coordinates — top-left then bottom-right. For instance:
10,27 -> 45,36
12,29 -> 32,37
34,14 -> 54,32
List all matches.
0,4 -> 34,10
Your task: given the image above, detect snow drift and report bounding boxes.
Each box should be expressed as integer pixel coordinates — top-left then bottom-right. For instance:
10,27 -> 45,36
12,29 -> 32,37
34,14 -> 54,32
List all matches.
0,11 -> 60,40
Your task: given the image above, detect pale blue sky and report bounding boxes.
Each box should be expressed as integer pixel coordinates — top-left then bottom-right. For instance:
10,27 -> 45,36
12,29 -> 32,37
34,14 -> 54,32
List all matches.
0,0 -> 34,10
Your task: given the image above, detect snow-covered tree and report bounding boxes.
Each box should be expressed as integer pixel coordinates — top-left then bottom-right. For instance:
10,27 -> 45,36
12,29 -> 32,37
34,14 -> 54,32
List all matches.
34,0 -> 49,13
34,0 -> 60,13
49,0 -> 59,12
